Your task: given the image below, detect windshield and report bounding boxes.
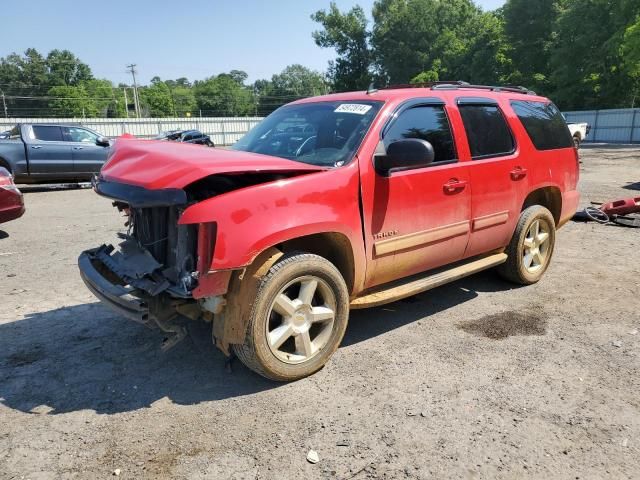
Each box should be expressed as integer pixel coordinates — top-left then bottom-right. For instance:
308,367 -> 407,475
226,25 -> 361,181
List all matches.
232,100 -> 383,167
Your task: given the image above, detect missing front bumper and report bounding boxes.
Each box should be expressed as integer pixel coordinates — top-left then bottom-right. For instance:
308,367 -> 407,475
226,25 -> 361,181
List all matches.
78,249 -> 151,325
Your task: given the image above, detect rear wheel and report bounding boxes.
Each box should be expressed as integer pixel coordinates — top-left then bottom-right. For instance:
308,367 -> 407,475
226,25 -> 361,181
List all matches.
498,206 -> 556,285
573,135 -> 581,149
232,252 -> 349,381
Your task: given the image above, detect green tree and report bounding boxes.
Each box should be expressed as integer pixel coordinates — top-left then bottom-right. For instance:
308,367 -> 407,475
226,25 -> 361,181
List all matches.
550,0 -> 640,109
621,15 -> 640,107
459,11 -> 513,85
371,0 -> 487,84
194,72 -> 255,116
502,0 -> 561,92
46,49 -> 92,86
139,78 -> 174,117
270,64 -> 327,97
312,3 -> 372,91
47,85 -> 95,117
255,65 -> 328,115
171,86 -> 197,116
83,78 -> 123,117
0,49 -> 50,115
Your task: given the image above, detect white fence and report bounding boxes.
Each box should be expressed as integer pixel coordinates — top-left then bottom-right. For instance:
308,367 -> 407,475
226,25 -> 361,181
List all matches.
0,117 -> 264,146
563,108 -> 640,144
7,110 -> 637,146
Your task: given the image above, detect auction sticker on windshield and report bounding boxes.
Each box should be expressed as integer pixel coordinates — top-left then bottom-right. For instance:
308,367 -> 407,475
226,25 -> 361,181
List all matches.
334,104 -> 373,115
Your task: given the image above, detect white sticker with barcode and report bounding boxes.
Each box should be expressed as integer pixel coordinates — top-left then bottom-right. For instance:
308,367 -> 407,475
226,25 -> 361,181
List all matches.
334,104 -> 372,115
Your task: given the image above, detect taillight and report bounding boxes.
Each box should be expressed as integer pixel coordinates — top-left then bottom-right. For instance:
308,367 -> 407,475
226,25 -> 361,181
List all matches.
0,168 -> 19,192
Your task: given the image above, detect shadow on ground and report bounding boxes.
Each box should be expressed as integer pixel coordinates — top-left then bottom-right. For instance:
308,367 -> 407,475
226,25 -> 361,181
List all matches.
623,182 -> 640,191
0,271 -> 514,416
0,230 -> 8,240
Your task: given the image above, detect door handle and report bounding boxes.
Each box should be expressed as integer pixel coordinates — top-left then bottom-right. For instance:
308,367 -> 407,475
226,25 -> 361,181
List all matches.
443,179 -> 467,194
31,145 -> 42,149
73,146 -> 84,150
510,167 -> 527,180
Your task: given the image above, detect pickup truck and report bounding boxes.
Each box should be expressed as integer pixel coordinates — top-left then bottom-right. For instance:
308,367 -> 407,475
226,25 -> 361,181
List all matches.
0,124 -> 111,183
567,122 -> 590,148
79,83 -> 580,381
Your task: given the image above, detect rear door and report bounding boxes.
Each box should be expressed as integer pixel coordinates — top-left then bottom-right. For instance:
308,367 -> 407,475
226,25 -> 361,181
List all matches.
456,98 -> 529,258
27,125 -> 73,176
62,126 -> 109,175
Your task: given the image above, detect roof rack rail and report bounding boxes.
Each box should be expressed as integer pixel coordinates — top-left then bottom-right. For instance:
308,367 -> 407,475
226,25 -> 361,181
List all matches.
380,81 -> 536,95
380,81 -> 470,90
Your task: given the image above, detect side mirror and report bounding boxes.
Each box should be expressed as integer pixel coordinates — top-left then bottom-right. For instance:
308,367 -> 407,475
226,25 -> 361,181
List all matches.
96,136 -> 110,147
374,139 -> 435,176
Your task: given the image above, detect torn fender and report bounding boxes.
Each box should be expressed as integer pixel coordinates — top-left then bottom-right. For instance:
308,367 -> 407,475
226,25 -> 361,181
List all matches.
178,163 -> 366,276
212,248 -> 284,355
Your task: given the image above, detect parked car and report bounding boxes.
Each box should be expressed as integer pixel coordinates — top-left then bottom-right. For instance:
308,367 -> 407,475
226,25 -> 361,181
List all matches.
155,129 -> 215,147
0,124 -> 111,183
0,130 -> 10,140
566,120 -> 590,148
79,83 -> 579,381
0,167 -> 25,224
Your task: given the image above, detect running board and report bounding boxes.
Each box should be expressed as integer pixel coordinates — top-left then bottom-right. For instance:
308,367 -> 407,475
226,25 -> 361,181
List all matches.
350,253 -> 508,309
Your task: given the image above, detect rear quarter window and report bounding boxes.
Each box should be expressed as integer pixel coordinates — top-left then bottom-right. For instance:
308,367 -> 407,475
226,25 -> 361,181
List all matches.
510,101 -> 573,150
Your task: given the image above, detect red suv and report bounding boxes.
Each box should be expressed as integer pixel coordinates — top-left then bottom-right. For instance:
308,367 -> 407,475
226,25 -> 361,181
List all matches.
79,83 -> 579,381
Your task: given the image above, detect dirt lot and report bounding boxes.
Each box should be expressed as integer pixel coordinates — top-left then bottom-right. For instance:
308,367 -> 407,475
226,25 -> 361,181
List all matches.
0,147 -> 639,479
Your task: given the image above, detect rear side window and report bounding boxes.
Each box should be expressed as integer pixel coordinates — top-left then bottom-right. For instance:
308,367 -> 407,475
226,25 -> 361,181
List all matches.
33,125 -> 63,142
510,101 -> 573,150
384,105 -> 456,163
458,104 -> 515,159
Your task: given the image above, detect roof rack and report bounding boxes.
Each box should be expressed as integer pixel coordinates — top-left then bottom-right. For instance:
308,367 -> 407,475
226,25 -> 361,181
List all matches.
379,81 -> 536,95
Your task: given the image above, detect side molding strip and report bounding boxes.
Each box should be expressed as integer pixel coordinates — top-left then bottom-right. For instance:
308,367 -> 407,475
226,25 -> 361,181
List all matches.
374,221 -> 470,256
472,211 -> 509,231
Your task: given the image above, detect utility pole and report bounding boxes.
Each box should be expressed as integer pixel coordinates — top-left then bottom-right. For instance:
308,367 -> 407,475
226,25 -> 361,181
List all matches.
123,87 -> 129,118
126,64 -> 141,118
1,90 -> 7,118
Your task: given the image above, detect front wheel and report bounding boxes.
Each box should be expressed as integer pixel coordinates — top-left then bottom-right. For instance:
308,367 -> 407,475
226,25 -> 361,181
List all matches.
497,206 -> 556,285
232,252 -> 350,381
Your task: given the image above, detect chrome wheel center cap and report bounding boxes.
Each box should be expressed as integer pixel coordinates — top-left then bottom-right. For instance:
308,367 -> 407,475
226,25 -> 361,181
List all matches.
292,312 -> 307,328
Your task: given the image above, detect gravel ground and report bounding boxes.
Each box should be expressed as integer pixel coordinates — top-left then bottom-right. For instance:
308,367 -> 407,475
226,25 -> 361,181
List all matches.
0,147 -> 639,479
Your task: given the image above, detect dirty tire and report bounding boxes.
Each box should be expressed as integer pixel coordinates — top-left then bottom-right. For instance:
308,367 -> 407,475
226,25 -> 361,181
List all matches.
573,135 -> 581,149
232,252 -> 350,381
497,205 -> 556,285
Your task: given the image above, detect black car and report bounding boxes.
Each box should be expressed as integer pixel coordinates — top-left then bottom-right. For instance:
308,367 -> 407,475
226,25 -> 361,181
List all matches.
154,129 -> 215,147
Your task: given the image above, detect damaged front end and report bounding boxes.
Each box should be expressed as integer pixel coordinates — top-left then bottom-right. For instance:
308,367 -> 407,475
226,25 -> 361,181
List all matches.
78,179 -> 202,348
78,138 -> 327,352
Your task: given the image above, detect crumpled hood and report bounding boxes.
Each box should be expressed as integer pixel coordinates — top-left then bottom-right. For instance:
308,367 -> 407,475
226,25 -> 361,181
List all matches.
100,137 -> 324,190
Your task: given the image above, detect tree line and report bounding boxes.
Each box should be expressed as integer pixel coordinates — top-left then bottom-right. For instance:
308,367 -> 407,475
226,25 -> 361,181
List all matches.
312,0 -> 640,110
0,51 -> 328,118
1,0 -> 638,118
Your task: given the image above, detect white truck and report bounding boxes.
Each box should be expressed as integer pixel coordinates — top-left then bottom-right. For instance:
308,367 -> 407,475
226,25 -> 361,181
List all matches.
566,121 -> 590,148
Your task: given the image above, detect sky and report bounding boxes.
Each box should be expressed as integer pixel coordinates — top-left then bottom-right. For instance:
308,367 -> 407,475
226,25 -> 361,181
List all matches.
2,0 -> 505,86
